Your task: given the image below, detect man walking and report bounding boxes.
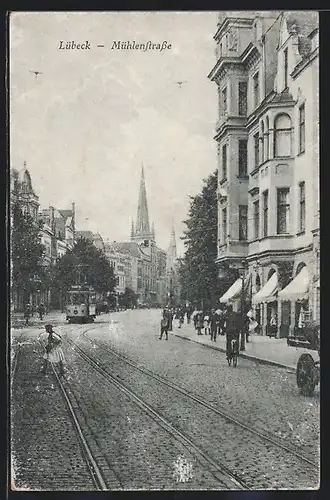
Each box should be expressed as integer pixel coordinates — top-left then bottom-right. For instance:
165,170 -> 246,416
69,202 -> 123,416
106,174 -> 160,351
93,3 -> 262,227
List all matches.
159,311 -> 169,340
210,309 -> 219,342
24,303 -> 31,326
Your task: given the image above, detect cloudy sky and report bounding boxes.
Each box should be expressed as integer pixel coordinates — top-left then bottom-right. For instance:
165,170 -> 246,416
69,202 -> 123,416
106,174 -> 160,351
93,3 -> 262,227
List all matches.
10,11 -> 218,255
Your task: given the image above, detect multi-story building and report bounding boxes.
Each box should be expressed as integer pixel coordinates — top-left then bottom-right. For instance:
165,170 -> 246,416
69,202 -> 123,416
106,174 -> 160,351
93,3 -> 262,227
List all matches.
208,11 -> 319,336
11,164 -> 76,310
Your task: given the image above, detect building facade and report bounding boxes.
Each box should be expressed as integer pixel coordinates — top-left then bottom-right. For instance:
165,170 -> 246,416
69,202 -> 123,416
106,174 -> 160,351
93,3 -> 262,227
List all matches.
209,11 -> 319,336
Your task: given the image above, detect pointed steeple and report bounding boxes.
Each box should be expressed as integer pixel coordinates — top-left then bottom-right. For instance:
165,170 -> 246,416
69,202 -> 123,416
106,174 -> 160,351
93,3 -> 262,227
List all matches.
169,222 -> 177,259
135,164 -> 150,238
166,221 -> 177,271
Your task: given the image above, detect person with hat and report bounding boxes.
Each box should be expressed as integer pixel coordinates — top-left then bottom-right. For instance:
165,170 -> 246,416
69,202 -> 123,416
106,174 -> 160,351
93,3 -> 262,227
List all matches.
39,324 -> 65,376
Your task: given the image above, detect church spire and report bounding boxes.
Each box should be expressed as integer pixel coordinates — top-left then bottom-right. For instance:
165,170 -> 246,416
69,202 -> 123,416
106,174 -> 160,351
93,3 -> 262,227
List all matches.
166,221 -> 177,271
169,222 -> 177,259
135,164 -> 151,238
131,220 -> 135,239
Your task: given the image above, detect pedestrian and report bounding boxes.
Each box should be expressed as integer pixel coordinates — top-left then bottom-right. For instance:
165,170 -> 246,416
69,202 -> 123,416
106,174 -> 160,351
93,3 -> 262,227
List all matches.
39,324 -> 65,376
186,306 -> 192,325
159,312 -> 169,340
196,312 -> 203,335
210,309 -> 219,342
38,302 -> 45,321
192,308 -> 198,329
203,312 -> 211,335
23,303 -> 31,326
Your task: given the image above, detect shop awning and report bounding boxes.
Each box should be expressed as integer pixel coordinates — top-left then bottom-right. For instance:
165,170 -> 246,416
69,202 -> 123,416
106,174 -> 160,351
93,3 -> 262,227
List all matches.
219,278 -> 242,303
252,273 -> 278,304
278,266 -> 309,301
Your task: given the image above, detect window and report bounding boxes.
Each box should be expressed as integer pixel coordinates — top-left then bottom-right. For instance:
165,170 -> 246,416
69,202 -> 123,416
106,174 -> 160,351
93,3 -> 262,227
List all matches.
260,121 -> 264,163
284,48 -> 288,88
274,114 -> 292,157
277,188 -> 290,234
239,205 -> 248,241
254,133 -> 259,168
299,104 -> 305,153
222,207 -> 227,243
265,117 -> 269,160
253,200 -> 260,239
238,82 -> 247,116
222,144 -> 227,180
222,87 -> 227,114
263,190 -> 268,237
253,72 -> 259,108
238,139 -> 248,177
299,182 -> 306,233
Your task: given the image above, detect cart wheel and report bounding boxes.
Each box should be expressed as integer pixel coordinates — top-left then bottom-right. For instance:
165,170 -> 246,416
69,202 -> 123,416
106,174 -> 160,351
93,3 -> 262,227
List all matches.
233,355 -> 238,368
297,353 -> 316,396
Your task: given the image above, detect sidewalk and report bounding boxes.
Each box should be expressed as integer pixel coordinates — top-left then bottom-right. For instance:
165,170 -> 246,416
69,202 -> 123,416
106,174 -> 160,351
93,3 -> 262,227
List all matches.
171,322 -> 318,371
10,310 -> 66,330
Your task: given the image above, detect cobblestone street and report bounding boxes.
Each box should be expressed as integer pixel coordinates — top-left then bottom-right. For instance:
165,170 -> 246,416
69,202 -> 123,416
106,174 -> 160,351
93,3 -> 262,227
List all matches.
11,310 -> 320,490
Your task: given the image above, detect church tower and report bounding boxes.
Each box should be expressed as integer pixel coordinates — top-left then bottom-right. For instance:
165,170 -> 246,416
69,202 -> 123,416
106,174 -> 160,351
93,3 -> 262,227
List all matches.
131,165 -> 155,246
166,222 -> 177,271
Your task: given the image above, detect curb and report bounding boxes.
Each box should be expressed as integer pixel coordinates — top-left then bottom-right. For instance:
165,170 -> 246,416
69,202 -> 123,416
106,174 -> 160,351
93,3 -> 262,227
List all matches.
171,331 -> 296,373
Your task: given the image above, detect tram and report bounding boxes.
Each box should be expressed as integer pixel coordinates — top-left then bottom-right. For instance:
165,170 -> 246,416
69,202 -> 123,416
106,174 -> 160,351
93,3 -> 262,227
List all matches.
66,285 -> 97,323
287,320 -> 320,396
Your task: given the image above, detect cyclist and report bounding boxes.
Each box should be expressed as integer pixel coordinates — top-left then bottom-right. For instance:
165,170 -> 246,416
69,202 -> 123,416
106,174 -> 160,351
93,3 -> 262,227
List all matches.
224,305 -> 241,361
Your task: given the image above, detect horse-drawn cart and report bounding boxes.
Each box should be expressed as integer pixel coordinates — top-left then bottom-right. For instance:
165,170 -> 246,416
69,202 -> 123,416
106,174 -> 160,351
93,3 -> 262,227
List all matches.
287,320 -> 320,396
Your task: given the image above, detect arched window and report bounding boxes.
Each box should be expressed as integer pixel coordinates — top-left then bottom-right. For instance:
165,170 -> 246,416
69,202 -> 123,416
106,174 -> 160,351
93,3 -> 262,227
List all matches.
274,114 -> 292,157
265,117 -> 269,160
260,121 -> 265,163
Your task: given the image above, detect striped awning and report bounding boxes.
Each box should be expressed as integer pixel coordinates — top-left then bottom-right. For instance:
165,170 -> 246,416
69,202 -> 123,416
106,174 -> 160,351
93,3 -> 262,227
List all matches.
219,279 -> 242,303
252,273 -> 278,304
278,267 -> 309,301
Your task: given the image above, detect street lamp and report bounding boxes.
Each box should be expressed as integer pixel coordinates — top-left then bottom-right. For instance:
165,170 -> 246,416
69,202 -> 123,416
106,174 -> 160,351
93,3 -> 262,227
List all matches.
237,260 -> 249,351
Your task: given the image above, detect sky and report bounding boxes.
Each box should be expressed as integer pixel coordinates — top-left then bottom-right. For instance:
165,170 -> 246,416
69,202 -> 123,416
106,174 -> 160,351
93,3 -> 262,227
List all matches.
10,11 -> 218,256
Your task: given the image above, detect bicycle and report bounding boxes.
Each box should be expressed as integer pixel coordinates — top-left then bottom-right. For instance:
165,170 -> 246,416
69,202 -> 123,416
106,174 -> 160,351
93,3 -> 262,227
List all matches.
227,337 -> 239,367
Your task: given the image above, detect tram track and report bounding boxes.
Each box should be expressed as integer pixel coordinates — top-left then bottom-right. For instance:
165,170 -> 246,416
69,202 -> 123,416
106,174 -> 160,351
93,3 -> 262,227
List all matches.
79,330 -> 318,471
67,335 -> 250,490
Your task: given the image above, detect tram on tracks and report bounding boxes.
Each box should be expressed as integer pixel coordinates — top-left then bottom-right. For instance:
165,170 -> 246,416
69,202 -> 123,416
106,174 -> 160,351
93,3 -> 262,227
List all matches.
66,285 -> 97,323
287,320 -> 320,396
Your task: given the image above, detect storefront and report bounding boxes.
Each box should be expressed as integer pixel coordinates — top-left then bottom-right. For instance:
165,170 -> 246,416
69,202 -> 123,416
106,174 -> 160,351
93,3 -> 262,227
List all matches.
278,265 -> 311,335
252,272 -> 278,336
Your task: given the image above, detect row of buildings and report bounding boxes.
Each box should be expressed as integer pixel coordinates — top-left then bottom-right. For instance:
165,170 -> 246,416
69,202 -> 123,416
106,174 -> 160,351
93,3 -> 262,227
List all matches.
208,11 -> 319,336
11,163 -> 180,311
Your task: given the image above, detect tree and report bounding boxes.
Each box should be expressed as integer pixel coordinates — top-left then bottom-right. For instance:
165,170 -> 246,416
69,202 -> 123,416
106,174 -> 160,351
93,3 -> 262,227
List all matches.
179,171 -> 229,309
52,237 -> 116,301
120,287 -> 138,309
11,204 -> 46,305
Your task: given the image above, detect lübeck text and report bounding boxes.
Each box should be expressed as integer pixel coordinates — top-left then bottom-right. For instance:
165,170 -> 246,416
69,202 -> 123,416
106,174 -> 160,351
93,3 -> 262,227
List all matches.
58,41 -> 91,50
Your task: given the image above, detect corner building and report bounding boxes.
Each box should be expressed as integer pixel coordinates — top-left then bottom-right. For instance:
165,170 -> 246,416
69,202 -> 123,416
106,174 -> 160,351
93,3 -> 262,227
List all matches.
208,11 -> 319,336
